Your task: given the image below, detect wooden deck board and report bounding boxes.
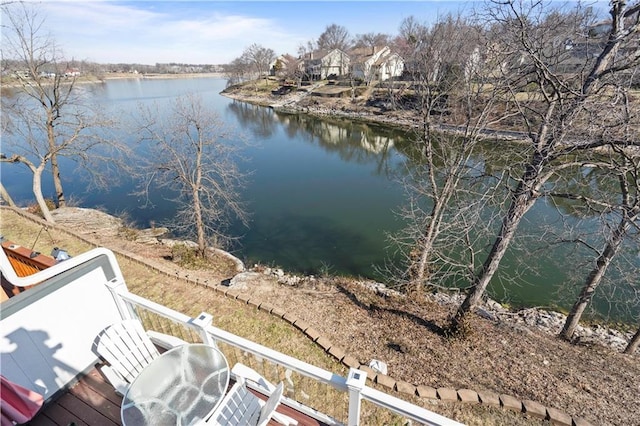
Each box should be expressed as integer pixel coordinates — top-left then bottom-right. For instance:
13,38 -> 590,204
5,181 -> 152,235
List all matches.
72,368 -> 123,406
270,402 -> 326,426
34,400 -> 91,426
32,366 -> 122,426
248,388 -> 327,426
32,365 -> 332,426
56,393 -> 119,426
28,413 -> 58,426
69,380 -> 122,423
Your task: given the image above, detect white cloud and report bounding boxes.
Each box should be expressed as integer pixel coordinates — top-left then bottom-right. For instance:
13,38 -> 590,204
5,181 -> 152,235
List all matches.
15,1 -> 481,65
38,1 -> 303,64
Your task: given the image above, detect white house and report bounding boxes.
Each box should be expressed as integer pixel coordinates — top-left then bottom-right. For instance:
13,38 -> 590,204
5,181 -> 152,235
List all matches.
349,46 -> 404,83
303,49 -> 350,80
375,51 -> 404,82
350,46 -> 389,83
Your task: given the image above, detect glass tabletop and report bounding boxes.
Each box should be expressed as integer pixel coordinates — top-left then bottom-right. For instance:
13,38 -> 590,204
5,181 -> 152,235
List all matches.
121,343 -> 230,426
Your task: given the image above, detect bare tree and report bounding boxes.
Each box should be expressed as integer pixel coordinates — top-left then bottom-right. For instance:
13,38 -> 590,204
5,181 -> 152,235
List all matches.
272,53 -> 304,87
136,95 -> 248,257
223,56 -> 251,87
353,32 -> 390,49
241,43 -> 276,87
388,14 -> 509,299
297,39 -> 317,58
451,0 -> 640,331
398,15 -> 424,42
394,16 -> 429,59
0,182 -> 17,207
1,2 -> 122,221
317,23 -> 351,51
558,149 -> 640,340
2,2 -> 73,209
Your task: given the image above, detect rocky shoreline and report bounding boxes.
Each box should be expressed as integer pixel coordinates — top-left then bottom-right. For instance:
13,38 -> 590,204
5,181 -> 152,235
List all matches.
220,83 -> 532,143
247,266 -> 636,354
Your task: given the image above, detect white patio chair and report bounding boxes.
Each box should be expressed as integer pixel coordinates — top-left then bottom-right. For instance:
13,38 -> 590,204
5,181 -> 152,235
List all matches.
206,378 -> 284,426
93,319 -> 185,395
229,363 -> 298,426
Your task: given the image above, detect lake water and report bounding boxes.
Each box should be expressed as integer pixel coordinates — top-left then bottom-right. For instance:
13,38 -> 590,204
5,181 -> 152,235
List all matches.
2,77 -> 637,320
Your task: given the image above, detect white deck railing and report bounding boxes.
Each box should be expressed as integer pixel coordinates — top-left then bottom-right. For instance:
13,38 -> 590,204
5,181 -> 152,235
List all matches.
107,280 -> 463,426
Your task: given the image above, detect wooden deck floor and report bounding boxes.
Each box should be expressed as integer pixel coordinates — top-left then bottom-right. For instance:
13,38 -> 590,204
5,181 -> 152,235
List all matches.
31,368 -> 122,426
30,365 -> 329,426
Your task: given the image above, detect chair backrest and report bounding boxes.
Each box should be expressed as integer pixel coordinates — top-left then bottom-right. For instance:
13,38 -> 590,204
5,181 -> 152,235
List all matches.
207,378 -> 261,425
257,381 -> 284,426
94,319 -> 160,384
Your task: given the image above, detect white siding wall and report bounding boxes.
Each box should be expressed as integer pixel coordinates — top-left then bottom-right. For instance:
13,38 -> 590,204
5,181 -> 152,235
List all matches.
321,50 -> 350,79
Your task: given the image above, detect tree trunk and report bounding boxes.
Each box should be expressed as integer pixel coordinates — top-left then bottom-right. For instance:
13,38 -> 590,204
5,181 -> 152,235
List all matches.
50,153 -> 66,208
47,116 -> 66,208
194,144 -> 207,258
0,183 -> 17,207
408,105 -> 476,300
33,166 -> 55,223
194,187 -> 206,258
624,326 -> 640,355
409,182 -> 449,292
451,164 -> 541,330
560,217 -> 631,340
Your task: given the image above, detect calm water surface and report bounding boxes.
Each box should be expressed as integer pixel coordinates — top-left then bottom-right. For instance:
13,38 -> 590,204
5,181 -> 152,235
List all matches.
2,77 -> 636,320
3,78 -> 407,277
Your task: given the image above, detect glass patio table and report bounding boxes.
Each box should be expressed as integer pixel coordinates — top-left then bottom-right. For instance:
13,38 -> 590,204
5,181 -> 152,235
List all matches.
121,343 -> 229,426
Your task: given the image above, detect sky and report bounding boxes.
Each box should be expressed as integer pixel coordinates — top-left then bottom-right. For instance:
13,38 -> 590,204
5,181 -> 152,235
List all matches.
23,1 -> 476,65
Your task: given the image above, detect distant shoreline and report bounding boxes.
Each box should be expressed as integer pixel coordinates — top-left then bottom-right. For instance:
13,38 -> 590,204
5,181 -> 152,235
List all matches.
0,72 -> 226,89
131,72 -> 225,79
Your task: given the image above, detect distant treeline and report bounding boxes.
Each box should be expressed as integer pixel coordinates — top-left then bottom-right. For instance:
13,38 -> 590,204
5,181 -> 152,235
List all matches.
1,59 -> 225,76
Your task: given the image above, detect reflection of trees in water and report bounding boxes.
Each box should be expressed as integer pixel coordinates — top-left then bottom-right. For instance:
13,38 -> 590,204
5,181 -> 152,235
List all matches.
226,101 -> 278,138
279,112 -> 408,178
226,102 -> 409,179
393,135 -> 525,191
283,114 -> 397,158
228,99 -> 622,224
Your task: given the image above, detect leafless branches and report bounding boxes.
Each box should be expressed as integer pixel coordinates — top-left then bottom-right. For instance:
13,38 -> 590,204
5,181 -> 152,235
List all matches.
317,24 -> 352,51
451,0 -> 640,332
135,94 -> 248,257
387,13 -> 513,300
1,2 -> 126,221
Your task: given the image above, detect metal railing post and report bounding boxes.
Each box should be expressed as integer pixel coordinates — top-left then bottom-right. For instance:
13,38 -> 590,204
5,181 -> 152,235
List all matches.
346,368 -> 367,426
190,312 -> 216,347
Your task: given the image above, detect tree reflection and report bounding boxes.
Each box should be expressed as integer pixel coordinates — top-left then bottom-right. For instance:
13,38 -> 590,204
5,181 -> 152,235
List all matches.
226,101 -> 278,138
226,103 -> 407,178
